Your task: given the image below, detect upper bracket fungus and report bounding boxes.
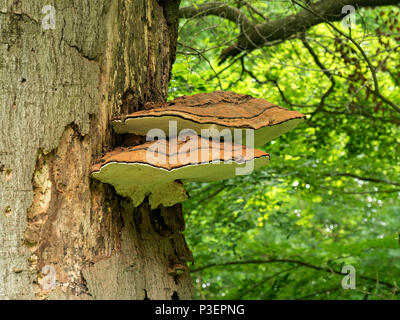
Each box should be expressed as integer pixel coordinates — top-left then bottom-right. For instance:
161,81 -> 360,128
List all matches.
91,134 -> 269,209
112,91 -> 306,147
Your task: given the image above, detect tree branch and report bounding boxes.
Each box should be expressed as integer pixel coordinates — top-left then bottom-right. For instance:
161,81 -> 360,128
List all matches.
190,258 -> 396,289
301,36 -> 336,113
180,0 -> 400,63
179,2 -> 253,30
330,172 -> 400,187
293,0 -> 400,113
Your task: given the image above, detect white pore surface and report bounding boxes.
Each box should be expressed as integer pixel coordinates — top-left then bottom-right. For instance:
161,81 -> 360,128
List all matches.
112,117 -> 304,147
92,156 -> 270,208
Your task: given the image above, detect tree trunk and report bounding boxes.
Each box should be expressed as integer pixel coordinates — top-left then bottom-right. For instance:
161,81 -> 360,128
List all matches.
0,0 -> 193,300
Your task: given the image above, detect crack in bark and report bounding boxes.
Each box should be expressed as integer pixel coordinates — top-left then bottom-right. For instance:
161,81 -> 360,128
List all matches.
65,42 -> 99,62
0,10 -> 39,25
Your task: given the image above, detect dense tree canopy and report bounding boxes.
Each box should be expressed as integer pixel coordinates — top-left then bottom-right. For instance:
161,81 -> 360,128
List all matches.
171,0 -> 400,299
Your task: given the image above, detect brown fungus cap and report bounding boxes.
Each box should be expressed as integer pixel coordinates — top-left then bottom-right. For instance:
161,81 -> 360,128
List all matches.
112,91 -> 305,147
91,135 -> 269,209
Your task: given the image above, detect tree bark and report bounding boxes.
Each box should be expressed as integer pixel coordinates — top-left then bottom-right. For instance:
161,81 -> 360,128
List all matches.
0,0 -> 193,300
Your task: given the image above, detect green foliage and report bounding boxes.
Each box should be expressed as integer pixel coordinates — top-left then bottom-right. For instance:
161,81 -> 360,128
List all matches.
172,0 -> 400,300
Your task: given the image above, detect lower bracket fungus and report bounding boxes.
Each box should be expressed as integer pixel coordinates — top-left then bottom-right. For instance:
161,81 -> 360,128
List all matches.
91,134 -> 270,209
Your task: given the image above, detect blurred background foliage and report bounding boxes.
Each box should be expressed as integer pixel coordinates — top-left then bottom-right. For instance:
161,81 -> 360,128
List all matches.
170,0 -> 400,299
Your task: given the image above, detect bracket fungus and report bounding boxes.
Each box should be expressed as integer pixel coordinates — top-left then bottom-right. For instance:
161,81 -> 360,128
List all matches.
91,91 -> 305,209
112,91 -> 306,147
91,135 -> 270,209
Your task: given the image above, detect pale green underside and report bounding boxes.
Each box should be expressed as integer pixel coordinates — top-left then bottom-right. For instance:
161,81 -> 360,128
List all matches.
92,157 -> 270,209
112,116 -> 304,147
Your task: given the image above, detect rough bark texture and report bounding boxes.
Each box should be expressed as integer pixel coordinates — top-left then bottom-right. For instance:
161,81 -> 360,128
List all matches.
0,0 -> 193,300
